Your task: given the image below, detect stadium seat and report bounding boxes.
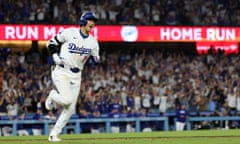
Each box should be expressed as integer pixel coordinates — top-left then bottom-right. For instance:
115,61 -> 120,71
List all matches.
146,112 -> 160,117
62,124 -> 76,134
24,114 -> 35,120
100,114 -> 109,118
70,114 -> 79,119
1,115 -> 11,120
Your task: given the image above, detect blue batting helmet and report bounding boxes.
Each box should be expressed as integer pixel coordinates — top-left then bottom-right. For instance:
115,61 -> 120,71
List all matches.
79,11 -> 98,26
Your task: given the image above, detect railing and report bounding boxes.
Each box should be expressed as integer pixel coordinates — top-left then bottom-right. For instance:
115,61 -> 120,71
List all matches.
1,116 -> 239,136
0,117 -> 169,136
186,116 -> 240,130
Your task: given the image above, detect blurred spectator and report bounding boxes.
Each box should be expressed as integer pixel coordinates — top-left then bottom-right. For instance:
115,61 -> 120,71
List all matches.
17,112 -> 30,136
6,96 -> 18,120
1,125 -> 12,136
126,90 -> 134,111
126,108 -> 138,133
0,90 -> 8,115
210,109 -> 221,129
2,44 -> 240,133
229,111 -> 240,129
159,90 -> 168,114
141,88 -> 152,113
44,111 -> 56,121
44,110 -> 57,134
109,94 -> 122,133
225,88 -> 237,111
236,89 -> 240,111
90,104 -> 101,134
2,47 -> 240,117
140,108 -> 152,132
133,89 -> 141,112
175,104 -> 187,131
32,108 -> 44,135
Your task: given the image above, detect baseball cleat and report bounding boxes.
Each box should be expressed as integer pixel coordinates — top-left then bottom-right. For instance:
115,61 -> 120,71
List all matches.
48,135 -> 62,142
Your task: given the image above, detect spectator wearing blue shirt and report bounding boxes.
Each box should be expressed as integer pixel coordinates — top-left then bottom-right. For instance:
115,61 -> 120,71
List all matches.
126,108 -> 137,132
82,96 -> 93,114
17,112 -> 29,136
139,108 -> 152,132
126,91 -> 134,111
94,95 -> 103,114
102,91 -> 111,114
32,108 -> 44,135
175,104 -> 187,131
91,105 -> 101,134
80,95 -> 94,118
109,98 -> 122,133
110,96 -> 122,113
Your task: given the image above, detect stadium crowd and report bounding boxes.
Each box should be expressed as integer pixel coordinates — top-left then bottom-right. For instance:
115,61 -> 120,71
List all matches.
0,0 -> 240,26
1,47 -> 240,130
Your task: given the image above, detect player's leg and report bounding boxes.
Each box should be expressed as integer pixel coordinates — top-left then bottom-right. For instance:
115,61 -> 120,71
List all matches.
180,122 -> 185,131
46,71 -> 73,110
49,83 -> 80,141
176,121 -> 180,131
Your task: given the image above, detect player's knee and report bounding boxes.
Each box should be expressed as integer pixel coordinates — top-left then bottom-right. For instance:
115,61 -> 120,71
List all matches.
68,108 -> 75,115
62,98 -> 72,106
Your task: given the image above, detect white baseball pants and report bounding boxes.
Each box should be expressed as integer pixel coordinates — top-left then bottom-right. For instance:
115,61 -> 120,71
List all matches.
49,66 -> 81,136
176,121 -> 185,131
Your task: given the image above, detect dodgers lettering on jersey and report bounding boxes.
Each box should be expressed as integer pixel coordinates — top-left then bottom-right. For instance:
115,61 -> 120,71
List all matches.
68,43 -> 91,55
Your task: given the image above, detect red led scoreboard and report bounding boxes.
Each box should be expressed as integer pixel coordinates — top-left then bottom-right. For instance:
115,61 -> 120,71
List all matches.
0,25 -> 239,54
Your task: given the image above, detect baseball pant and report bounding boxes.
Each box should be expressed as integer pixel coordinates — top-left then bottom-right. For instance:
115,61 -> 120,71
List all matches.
49,66 -> 81,136
17,129 -> 29,136
176,121 -> 185,131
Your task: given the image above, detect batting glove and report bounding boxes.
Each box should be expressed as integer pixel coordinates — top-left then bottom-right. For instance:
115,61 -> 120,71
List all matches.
52,53 -> 63,65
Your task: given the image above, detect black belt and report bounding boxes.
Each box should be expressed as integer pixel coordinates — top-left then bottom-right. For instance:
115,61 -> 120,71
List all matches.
59,64 -> 80,73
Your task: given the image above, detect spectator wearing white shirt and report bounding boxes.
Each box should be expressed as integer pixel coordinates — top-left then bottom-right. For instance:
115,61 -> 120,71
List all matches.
236,89 -> 240,111
2,95 -> 18,136
141,89 -> 152,113
225,88 -> 237,111
159,90 -> 168,114
133,90 -> 141,112
152,89 -> 160,113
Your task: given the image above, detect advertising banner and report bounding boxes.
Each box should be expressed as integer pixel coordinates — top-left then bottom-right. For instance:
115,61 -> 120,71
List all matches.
196,42 -> 238,54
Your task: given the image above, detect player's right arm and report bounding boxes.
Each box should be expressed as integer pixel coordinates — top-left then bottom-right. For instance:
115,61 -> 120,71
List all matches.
46,30 -> 66,65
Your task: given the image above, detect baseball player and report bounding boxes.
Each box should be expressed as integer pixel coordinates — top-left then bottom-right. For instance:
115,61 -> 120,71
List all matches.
45,11 -> 100,142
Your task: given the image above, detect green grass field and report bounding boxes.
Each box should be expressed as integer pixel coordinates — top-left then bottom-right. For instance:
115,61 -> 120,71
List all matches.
0,129 -> 239,144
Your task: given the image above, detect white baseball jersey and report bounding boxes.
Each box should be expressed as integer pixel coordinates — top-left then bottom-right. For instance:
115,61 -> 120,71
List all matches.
46,28 -> 100,137
49,27 -> 100,70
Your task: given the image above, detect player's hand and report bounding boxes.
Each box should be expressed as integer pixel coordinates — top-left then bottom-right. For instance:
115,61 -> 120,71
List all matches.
52,53 -> 63,65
